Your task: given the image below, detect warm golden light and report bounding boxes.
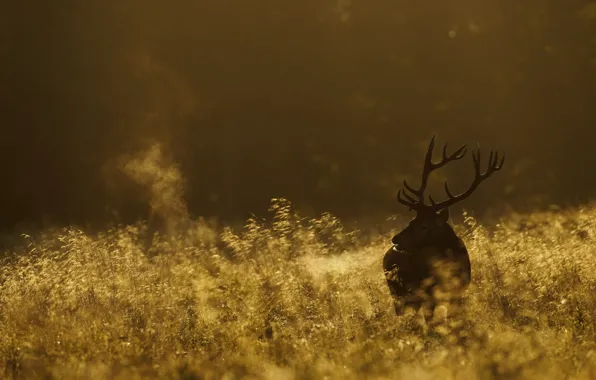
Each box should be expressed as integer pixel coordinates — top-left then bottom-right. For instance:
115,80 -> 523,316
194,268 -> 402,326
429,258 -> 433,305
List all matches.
2,1 -> 595,378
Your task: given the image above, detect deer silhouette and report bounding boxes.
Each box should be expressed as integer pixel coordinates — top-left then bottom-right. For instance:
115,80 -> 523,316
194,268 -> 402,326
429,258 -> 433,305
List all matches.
383,136 -> 504,319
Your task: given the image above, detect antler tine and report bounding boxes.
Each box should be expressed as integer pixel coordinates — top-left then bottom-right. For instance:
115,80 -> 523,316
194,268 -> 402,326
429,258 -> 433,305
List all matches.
442,143 -> 448,161
402,180 -> 419,196
485,150 -> 504,176
432,142 -> 468,170
454,144 -> 468,159
441,142 -> 467,164
425,135 -> 436,166
497,155 -> 505,170
429,194 -> 436,205
397,190 -> 416,209
488,150 -> 494,169
493,153 -> 505,174
472,146 -> 481,176
444,181 -> 455,198
400,187 -> 418,204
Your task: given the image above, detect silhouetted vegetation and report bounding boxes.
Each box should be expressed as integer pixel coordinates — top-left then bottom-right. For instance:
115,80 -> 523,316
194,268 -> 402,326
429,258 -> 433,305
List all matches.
1,200 -> 596,379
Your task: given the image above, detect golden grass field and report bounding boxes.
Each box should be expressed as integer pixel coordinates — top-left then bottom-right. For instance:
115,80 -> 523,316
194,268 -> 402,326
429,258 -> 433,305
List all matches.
1,198 -> 595,380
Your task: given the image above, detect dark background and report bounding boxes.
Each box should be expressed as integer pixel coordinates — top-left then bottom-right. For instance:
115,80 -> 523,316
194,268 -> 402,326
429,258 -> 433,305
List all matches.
2,0 -> 595,230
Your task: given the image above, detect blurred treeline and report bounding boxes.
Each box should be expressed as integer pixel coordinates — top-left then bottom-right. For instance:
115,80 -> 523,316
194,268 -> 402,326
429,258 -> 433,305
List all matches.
2,0 -> 596,229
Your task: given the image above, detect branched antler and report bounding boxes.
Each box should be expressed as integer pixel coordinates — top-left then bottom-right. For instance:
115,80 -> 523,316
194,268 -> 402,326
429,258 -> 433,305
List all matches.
397,136 -> 504,213
430,145 -> 504,210
397,135 -> 467,211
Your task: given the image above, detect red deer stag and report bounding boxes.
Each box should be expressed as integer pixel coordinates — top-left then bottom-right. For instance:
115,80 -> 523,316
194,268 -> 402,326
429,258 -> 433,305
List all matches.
383,136 -> 504,319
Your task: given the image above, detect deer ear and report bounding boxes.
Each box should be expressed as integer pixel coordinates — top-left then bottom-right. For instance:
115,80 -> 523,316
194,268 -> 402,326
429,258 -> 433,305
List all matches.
438,208 -> 450,222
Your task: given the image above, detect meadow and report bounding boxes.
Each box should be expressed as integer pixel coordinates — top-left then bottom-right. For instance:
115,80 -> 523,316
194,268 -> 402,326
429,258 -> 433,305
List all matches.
1,197 -> 595,380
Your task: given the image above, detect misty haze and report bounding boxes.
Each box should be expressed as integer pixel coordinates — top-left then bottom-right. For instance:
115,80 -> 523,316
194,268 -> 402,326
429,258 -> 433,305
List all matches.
1,1 -> 596,379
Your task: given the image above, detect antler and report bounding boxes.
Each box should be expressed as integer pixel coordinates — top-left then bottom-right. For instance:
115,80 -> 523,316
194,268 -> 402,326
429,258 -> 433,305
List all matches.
397,136 -> 505,213
397,135 -> 467,211
429,144 -> 505,210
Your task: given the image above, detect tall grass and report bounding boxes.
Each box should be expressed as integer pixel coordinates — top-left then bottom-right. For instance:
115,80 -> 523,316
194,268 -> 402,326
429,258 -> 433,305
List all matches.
1,199 -> 596,379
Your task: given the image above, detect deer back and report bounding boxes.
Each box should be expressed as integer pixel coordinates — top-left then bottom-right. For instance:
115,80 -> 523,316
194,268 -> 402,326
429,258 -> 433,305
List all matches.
384,209 -> 471,296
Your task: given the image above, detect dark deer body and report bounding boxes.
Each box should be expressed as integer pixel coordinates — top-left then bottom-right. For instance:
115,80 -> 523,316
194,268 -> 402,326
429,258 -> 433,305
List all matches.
384,136 -> 504,318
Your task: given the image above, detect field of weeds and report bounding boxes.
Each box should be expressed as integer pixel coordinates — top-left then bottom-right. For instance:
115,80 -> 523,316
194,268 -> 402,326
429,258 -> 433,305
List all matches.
1,198 -> 596,380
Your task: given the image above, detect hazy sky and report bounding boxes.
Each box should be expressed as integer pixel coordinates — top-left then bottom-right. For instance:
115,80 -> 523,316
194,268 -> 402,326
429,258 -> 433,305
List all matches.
2,1 -> 596,229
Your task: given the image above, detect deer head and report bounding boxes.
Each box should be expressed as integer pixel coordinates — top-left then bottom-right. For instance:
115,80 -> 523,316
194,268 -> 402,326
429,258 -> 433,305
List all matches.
392,136 -> 504,251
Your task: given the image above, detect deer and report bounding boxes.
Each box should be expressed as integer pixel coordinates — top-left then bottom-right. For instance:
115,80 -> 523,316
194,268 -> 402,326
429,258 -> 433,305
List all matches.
383,136 -> 504,321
